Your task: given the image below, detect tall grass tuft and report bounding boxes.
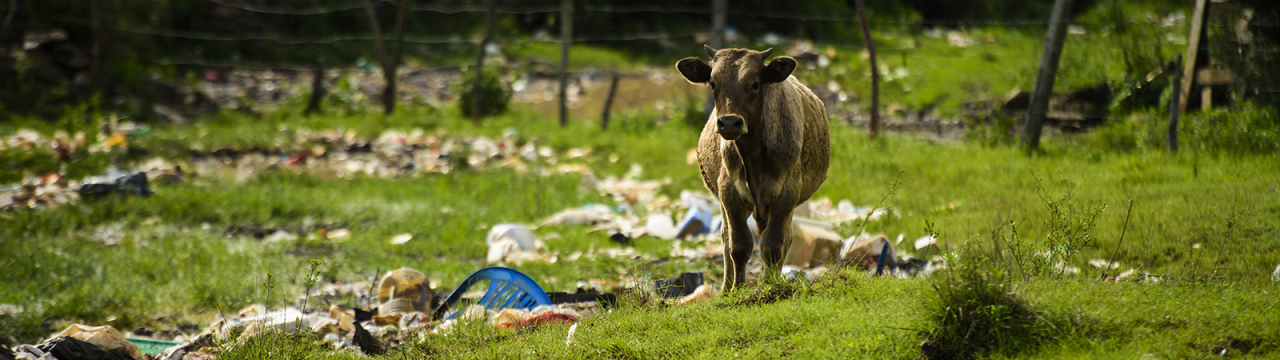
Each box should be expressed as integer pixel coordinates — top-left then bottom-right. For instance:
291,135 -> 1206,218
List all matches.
920,258 -> 1046,359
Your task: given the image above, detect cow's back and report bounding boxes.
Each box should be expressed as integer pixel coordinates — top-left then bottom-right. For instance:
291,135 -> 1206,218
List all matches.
786,76 -> 829,205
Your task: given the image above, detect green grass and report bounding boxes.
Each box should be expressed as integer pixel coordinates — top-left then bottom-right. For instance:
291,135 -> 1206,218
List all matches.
2,103 -> 1278,359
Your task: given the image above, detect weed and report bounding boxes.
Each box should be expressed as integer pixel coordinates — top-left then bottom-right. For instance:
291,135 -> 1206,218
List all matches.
300,259 -> 324,312
1031,172 -> 1105,277
455,67 -> 512,119
921,259 -> 1047,359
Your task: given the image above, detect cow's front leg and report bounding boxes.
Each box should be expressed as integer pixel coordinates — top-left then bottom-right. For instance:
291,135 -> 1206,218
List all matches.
718,183 -> 753,292
759,190 -> 799,283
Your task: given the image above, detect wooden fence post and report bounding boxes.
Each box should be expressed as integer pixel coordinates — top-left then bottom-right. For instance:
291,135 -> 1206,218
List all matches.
1179,0 -> 1208,115
1023,0 -> 1075,151
855,0 -> 878,139
601,73 -> 620,130
1168,55 -> 1181,152
558,0 -> 573,127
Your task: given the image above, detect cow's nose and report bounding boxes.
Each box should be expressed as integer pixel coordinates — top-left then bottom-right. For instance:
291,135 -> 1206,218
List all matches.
716,116 -> 744,134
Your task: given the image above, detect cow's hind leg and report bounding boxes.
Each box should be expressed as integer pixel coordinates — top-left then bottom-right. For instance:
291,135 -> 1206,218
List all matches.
718,187 -> 753,292
759,192 -> 799,282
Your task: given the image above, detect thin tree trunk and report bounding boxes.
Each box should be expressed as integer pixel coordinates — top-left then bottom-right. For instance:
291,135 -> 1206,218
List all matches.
1,0 -> 18,45
1023,0 -> 1074,151
471,0 -> 495,123
558,0 -> 574,127
855,0 -> 878,139
601,73 -> 620,130
89,0 -> 108,92
362,0 -> 392,114
382,0 -> 408,115
305,62 -> 326,115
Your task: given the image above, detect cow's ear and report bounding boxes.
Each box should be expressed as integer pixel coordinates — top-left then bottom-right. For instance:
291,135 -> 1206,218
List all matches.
762,56 -> 797,83
676,57 -> 712,84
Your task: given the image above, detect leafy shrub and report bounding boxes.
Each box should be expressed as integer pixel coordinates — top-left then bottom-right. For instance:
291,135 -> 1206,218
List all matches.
1091,102 -> 1280,154
678,96 -> 708,130
455,67 -> 512,119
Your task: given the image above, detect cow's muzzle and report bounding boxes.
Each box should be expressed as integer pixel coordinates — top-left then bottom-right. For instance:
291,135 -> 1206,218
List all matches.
716,115 -> 746,140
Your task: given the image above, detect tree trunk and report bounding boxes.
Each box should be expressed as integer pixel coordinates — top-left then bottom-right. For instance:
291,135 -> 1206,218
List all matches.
471,0 -> 495,123
89,0 -> 108,93
558,0 -> 574,127
1023,0 -> 1074,151
305,62 -> 326,115
855,0 -> 878,139
1,0 -> 18,46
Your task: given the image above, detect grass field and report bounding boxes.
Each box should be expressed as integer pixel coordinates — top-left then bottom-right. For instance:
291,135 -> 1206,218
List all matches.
2,102 -> 1277,358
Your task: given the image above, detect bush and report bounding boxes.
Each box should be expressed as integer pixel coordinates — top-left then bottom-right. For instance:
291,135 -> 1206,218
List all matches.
678,96 -> 708,130
455,67 -> 512,119
1090,102 -> 1280,154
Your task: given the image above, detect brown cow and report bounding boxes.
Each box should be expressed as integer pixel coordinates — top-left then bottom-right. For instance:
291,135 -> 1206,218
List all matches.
676,46 -> 830,291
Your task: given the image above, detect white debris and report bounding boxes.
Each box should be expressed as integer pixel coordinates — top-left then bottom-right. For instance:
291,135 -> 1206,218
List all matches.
645,213 -> 677,240
487,224 -> 538,251
565,323 -> 578,345
389,233 -> 413,245
264,230 -> 298,243
1088,259 -> 1120,269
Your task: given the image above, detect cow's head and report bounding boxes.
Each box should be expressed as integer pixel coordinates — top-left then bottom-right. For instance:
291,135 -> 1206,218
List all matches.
675,46 -> 797,141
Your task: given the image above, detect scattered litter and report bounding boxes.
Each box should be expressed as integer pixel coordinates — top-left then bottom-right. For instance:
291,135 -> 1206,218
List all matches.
654,272 -> 704,298
52,324 -> 146,360
78,172 -> 153,201
675,207 -> 714,239
678,284 -> 719,305
1055,262 -> 1081,276
785,223 -> 842,268
327,228 -> 351,240
1088,259 -> 1120,269
389,233 -> 414,245
26,336 -> 134,360
914,235 -> 941,256
840,234 -> 896,273
645,213 -> 678,239
263,229 -> 298,243
540,208 -> 613,227
0,303 -> 23,315
378,267 -> 434,315
519,312 -> 578,328
946,31 -> 974,47
487,224 -> 538,251
1111,268 -> 1137,282
565,323 -> 578,345
1272,264 -> 1279,283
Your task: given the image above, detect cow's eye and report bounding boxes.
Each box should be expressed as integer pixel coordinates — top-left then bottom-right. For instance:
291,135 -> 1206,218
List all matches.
709,82 -> 717,90
750,82 -> 760,91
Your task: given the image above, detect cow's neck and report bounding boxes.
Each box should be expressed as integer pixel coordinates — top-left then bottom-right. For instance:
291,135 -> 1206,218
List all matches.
729,130 -> 766,159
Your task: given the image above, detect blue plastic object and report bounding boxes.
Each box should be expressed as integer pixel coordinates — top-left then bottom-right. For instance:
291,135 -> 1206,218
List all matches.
433,267 -> 553,320
875,240 -> 891,276
676,207 -> 714,239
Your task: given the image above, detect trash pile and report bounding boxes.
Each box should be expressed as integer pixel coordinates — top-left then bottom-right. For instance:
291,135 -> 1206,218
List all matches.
186,128 -> 597,182
1,126 -> 183,212
1,267 -> 609,359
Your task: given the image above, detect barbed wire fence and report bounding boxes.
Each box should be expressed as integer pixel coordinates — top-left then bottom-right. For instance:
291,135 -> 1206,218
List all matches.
4,0 -> 1266,130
